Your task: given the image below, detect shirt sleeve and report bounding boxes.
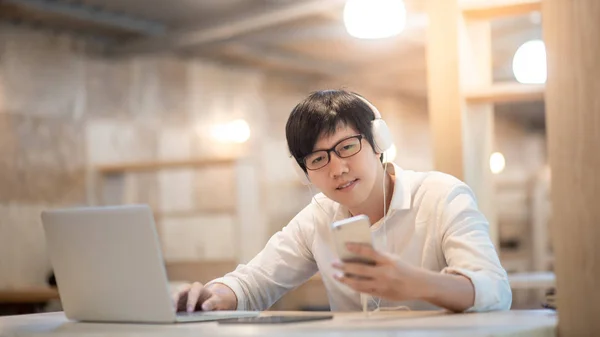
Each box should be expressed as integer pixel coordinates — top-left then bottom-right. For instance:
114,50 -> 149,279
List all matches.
206,203 -> 319,311
438,183 -> 512,312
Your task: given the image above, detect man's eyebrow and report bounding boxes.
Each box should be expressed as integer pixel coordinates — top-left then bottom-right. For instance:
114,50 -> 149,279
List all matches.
312,135 -> 351,152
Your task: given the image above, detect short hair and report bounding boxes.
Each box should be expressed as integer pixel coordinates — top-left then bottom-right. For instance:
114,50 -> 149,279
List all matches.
286,90 -> 377,172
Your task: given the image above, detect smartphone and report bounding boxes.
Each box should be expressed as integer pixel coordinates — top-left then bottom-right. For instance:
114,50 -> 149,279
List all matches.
331,214 -> 375,266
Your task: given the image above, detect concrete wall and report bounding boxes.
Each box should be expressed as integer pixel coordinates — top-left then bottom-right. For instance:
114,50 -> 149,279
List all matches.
0,26 -> 271,286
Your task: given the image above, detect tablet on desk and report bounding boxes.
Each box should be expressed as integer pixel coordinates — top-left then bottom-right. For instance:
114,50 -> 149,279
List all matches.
218,315 -> 334,325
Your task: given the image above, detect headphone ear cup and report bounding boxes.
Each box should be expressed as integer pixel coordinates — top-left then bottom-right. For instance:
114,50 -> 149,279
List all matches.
371,119 -> 393,154
290,156 -> 310,185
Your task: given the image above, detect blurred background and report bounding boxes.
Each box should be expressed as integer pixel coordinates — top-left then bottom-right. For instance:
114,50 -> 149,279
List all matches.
0,0 -> 552,314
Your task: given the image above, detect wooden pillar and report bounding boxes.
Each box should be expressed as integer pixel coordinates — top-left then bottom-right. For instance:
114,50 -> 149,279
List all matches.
543,0 -> 600,335
427,0 -> 464,180
460,19 -> 497,248
427,0 -> 497,245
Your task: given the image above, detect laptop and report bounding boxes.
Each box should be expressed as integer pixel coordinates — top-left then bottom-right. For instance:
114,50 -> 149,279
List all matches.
41,204 -> 259,323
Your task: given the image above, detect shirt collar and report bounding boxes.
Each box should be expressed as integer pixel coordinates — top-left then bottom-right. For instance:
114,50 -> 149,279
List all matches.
387,162 -> 412,211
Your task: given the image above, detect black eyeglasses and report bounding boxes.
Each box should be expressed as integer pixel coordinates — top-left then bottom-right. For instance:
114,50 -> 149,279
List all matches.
302,135 -> 364,170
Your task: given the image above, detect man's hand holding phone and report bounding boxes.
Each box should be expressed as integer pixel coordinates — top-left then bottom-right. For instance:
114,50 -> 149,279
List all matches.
331,215 -> 426,303
332,242 -> 426,302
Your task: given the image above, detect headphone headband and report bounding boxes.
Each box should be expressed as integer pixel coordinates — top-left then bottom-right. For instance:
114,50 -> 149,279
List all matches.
353,93 -> 383,119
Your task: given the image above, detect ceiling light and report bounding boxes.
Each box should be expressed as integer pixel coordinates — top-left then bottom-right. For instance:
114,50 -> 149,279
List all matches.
210,119 -> 251,143
490,152 -> 506,174
343,0 -> 407,39
513,39 -> 547,84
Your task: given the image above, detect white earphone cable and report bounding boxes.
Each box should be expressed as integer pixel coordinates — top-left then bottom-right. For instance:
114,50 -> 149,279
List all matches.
383,160 -> 389,251
306,182 -> 333,220
370,159 -> 389,310
369,159 -> 411,314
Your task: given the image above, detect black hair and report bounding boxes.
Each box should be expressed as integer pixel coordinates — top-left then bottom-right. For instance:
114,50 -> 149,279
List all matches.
286,90 -> 377,172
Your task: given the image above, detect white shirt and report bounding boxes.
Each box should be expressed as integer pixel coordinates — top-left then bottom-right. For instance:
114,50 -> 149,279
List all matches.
210,163 -> 512,312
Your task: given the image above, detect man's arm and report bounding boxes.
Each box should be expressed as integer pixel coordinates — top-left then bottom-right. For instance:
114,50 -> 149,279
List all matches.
436,183 -> 512,312
417,269 -> 475,312
332,181 -> 511,313
331,243 -> 475,312
206,203 -> 320,311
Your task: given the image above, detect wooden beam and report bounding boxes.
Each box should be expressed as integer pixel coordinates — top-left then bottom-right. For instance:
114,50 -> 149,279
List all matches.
96,158 -> 236,175
464,83 -> 545,103
3,0 -> 166,35
237,13 -> 428,46
461,0 -> 541,20
110,0 -> 346,55
219,44 -> 347,76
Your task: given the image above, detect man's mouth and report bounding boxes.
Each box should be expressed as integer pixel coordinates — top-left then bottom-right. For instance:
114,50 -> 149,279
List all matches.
336,179 -> 358,190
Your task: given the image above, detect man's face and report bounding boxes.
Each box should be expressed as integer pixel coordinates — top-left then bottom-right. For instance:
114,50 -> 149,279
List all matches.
306,124 -> 380,208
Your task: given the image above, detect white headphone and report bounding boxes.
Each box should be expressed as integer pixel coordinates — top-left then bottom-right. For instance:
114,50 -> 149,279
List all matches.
289,94 -> 393,185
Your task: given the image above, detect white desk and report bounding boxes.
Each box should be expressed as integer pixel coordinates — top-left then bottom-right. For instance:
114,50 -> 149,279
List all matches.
0,310 -> 556,337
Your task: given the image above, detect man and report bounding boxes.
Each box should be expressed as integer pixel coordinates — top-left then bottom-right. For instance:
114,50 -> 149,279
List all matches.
173,90 -> 512,313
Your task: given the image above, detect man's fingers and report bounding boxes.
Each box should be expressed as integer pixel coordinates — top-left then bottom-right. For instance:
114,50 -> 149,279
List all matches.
334,272 -> 380,295
176,292 -> 189,312
186,282 -> 205,312
334,262 -> 377,279
171,284 -> 192,303
201,295 -> 222,311
173,284 -> 192,312
346,243 -> 387,264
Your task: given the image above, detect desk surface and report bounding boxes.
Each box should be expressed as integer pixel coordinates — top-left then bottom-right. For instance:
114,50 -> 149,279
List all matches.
0,310 -> 556,337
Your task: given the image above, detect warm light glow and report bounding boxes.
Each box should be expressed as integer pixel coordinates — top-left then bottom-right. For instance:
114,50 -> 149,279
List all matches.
343,0 -> 406,39
383,144 -> 397,163
512,40 -> 547,84
490,152 -> 506,174
210,119 -> 251,143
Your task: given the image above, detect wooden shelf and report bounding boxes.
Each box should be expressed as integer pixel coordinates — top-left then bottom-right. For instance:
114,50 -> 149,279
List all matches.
464,82 -> 545,104
0,287 -> 59,304
461,0 -> 541,20
96,158 -> 236,175
154,208 -> 235,219
508,271 -> 556,290
165,260 -> 238,283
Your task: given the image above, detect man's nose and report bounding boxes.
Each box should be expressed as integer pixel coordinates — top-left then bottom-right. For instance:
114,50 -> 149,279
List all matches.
328,152 -> 349,178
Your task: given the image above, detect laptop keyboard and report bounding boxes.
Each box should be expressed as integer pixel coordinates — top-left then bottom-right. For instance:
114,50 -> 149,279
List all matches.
177,311 -> 242,317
